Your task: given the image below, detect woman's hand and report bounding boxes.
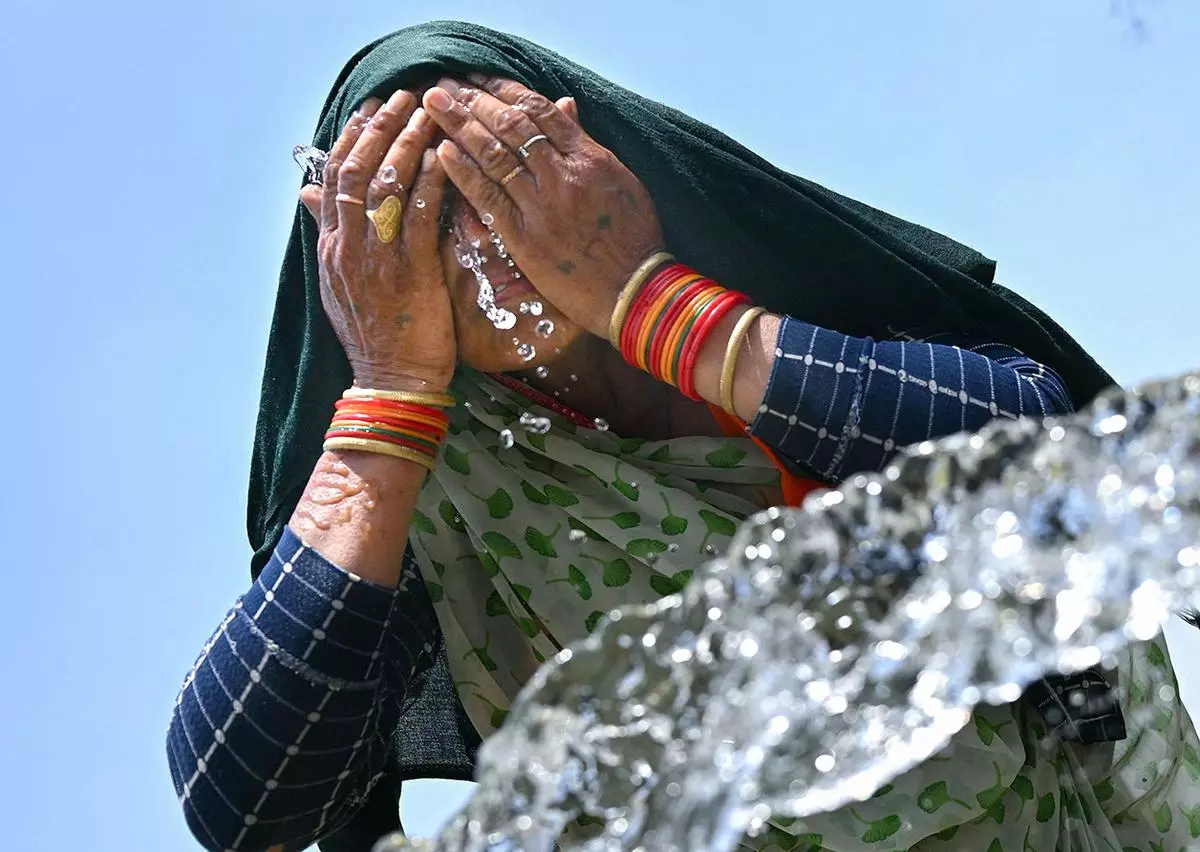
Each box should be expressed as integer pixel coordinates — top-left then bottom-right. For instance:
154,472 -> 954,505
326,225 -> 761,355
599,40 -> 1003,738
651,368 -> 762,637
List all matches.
301,90 -> 454,391
423,76 -> 665,340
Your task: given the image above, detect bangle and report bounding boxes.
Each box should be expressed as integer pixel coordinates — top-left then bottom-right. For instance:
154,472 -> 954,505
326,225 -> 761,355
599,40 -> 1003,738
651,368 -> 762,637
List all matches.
655,285 -> 723,383
719,306 -> 767,414
677,290 -> 750,400
325,393 -> 450,470
608,251 -> 675,348
323,437 -> 438,470
616,261 -> 753,397
620,265 -> 689,365
342,387 -> 456,408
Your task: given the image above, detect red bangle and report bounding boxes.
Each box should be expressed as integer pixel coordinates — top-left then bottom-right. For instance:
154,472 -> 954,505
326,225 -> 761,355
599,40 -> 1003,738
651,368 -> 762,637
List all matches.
620,264 -> 689,362
329,412 -> 447,439
678,291 -> 750,399
645,279 -> 712,379
324,429 -> 442,455
333,398 -> 449,422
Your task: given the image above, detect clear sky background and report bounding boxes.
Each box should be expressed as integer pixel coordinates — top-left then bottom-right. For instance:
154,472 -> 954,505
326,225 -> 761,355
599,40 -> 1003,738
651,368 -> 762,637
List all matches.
2,2 -> 1198,849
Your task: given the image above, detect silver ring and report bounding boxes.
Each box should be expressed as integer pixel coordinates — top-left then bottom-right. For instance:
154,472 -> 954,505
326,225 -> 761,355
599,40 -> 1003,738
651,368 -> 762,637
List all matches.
517,134 -> 551,160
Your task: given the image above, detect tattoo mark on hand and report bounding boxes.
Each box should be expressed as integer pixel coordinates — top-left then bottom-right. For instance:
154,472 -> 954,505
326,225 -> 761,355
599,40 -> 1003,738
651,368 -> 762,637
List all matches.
395,314 -> 413,329
557,260 -> 577,275
597,213 -> 612,231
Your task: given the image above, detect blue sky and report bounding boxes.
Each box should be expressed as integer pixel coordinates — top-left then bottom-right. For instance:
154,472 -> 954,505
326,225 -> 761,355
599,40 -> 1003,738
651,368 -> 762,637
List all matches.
2,2 -> 1198,849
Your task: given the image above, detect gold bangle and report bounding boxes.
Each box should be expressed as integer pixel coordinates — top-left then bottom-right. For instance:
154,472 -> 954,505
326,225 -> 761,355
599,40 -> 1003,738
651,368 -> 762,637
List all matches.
719,306 -> 767,415
608,251 -> 675,349
323,437 -> 438,470
342,387 -> 457,408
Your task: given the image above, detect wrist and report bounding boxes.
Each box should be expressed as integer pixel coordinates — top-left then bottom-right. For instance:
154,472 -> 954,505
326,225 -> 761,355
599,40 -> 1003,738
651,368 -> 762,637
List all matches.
352,369 -> 453,395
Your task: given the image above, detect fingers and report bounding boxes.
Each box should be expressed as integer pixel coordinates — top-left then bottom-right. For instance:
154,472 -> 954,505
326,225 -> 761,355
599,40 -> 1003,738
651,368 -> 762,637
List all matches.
436,139 -> 521,236
437,78 -> 562,184
321,99 -> 381,231
465,75 -> 583,152
299,184 -> 322,221
338,90 -> 420,230
555,96 -> 580,125
423,86 -> 535,197
368,107 -> 437,208
403,150 -> 449,277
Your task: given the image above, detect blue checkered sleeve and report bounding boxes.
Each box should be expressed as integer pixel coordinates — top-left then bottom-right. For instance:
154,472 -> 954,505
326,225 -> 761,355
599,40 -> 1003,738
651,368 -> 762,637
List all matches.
748,316 -> 1073,480
747,316 -> 1125,746
167,527 -> 436,851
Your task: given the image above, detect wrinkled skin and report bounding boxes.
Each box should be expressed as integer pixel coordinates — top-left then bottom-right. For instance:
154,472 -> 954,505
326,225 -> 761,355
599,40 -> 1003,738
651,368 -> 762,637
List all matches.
427,76 -> 666,340
302,77 -> 668,384
300,90 -> 455,391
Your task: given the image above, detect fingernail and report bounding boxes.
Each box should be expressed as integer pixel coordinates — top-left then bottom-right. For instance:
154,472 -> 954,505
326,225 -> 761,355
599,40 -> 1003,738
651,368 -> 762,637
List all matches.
437,77 -> 462,94
410,107 -> 429,131
357,97 -> 382,115
427,87 -> 453,112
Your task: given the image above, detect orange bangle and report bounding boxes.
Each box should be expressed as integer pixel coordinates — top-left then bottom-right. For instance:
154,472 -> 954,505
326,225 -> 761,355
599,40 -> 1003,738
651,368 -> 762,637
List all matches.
632,273 -> 702,371
332,404 -> 448,430
657,285 -> 723,382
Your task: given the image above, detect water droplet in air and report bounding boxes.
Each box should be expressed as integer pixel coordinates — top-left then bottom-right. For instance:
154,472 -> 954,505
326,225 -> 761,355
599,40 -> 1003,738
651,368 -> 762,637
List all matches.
568,529 -> 587,543
527,301 -> 544,316
498,429 -> 515,449
481,212 -> 495,226
667,542 -> 679,552
519,412 -> 551,434
414,198 -> 426,209
379,165 -> 398,184
507,259 -> 516,267
519,302 -> 531,314
535,366 -> 549,379
569,374 -> 579,382
517,343 -> 537,362
594,418 -> 610,432
536,319 -> 555,338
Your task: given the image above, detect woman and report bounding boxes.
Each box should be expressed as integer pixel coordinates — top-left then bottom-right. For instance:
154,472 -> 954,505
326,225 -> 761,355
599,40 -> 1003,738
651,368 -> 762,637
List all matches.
168,21 -> 1198,852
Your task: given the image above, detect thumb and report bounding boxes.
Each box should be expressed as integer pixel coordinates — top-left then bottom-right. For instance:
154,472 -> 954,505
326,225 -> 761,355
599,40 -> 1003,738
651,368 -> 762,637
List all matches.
299,185 -> 322,221
555,96 -> 580,125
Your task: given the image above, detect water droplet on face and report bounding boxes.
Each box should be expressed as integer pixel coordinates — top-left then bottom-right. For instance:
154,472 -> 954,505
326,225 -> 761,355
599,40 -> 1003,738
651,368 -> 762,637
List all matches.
379,165 -> 398,184
568,529 -> 587,543
535,366 -> 549,378
535,319 -> 555,338
414,198 -> 426,209
517,343 -> 537,361
519,412 -> 552,434
594,418 -> 610,432
498,429 -> 515,449
481,212 -> 495,227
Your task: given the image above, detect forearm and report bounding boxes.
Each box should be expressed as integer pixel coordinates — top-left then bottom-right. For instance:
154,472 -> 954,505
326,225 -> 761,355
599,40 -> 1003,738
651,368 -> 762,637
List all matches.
690,307 -> 780,422
289,449 -> 428,587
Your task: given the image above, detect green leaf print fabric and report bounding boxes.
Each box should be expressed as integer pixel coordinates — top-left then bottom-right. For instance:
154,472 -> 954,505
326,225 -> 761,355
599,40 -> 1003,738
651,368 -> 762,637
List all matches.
411,371 -> 1200,850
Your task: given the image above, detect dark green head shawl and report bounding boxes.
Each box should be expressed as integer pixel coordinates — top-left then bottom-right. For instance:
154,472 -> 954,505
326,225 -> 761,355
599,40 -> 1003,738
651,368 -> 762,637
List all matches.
248,20 -> 1113,847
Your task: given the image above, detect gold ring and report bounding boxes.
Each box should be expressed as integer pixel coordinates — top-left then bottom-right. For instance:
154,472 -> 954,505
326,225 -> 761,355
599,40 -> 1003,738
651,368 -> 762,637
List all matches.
366,195 -> 404,243
335,193 -> 365,206
499,165 -> 526,187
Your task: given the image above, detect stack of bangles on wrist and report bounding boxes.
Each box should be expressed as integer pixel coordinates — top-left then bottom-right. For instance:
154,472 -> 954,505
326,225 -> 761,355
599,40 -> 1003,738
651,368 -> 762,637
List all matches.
323,387 -> 456,470
609,252 -> 766,413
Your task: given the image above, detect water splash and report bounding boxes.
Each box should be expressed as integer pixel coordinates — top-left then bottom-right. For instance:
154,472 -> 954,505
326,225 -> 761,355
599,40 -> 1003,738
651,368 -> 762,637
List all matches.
454,231 -> 516,331
378,372 -> 1200,852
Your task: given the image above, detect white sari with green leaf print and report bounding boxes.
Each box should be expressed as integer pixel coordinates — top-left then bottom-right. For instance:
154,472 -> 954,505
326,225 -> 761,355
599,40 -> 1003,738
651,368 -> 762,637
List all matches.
409,369 -> 1200,851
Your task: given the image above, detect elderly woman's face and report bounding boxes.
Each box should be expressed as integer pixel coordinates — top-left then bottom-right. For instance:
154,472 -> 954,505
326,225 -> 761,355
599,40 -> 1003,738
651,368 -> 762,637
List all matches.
439,188 -> 587,372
